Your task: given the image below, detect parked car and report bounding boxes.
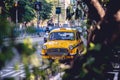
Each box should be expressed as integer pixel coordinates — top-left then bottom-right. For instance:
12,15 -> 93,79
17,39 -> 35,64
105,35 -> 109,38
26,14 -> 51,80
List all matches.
62,23 -> 69,27
41,27 -> 84,59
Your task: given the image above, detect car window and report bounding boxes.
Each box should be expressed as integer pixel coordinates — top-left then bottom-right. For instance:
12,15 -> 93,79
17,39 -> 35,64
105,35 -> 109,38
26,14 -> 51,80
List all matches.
49,32 -> 75,40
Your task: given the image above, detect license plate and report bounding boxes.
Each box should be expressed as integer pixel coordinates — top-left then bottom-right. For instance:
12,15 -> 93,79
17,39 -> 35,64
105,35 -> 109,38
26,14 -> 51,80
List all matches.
51,56 -> 62,59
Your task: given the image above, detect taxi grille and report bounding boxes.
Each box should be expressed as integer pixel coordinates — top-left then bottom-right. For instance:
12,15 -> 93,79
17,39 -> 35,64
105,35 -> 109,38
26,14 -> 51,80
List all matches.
46,48 -> 68,56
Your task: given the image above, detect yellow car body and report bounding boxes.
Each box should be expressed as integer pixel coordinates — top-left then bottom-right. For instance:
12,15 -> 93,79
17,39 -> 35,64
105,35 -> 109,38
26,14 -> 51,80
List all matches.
41,28 -> 84,59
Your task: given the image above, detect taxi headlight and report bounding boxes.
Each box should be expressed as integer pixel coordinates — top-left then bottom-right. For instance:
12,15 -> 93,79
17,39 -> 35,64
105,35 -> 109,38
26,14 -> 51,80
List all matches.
42,45 -> 47,49
69,45 -> 73,50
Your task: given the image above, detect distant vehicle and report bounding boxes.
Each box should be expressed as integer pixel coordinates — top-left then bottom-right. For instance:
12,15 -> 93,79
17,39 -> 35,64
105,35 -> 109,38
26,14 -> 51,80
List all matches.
41,27 -> 84,59
46,26 -> 57,32
45,27 -> 50,33
62,24 -> 69,27
54,23 -> 59,27
36,27 -> 45,37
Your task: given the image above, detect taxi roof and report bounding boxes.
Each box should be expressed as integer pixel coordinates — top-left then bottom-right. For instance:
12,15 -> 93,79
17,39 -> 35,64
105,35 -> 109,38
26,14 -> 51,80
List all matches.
50,27 -> 77,33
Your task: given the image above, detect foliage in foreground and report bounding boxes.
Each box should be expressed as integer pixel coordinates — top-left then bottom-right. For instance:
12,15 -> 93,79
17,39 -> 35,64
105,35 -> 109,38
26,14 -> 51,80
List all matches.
63,0 -> 120,80
0,16 -> 14,70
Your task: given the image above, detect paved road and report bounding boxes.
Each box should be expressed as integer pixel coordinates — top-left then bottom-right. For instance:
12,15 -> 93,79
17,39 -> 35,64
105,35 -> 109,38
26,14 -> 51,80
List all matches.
0,63 -> 48,79
0,36 -> 45,79
1,36 -> 119,80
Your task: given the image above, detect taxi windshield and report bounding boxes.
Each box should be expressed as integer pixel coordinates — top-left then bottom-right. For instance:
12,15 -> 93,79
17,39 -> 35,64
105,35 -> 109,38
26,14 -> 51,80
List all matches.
49,32 -> 75,40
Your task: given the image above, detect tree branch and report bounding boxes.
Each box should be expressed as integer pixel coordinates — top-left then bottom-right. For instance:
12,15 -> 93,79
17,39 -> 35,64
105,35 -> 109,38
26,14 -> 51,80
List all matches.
91,0 -> 105,19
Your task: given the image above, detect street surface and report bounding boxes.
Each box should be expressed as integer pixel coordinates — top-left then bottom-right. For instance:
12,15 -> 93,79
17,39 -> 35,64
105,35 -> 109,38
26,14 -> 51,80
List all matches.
0,34 -> 120,80
1,36 -> 45,80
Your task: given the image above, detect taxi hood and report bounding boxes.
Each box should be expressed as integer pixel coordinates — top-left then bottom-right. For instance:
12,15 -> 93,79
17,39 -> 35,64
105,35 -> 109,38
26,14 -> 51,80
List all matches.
44,40 -> 77,49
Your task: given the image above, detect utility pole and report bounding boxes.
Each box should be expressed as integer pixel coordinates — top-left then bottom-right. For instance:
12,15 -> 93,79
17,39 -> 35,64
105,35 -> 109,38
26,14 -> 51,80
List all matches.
37,10 -> 39,28
35,1 -> 41,28
16,7 -> 18,27
15,0 -> 18,27
58,0 -> 60,27
56,0 -> 61,27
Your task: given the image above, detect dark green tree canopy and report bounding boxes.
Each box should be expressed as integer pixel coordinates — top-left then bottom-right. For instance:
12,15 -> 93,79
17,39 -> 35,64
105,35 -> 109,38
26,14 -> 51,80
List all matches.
39,0 -> 53,21
1,0 -> 53,23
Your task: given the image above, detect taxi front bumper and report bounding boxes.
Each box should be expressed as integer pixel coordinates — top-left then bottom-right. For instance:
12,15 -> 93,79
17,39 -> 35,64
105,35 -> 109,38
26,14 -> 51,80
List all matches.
42,55 -> 74,59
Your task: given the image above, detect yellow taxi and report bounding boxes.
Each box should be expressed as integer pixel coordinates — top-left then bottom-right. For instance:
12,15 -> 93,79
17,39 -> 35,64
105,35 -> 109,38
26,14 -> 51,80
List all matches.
41,27 -> 84,59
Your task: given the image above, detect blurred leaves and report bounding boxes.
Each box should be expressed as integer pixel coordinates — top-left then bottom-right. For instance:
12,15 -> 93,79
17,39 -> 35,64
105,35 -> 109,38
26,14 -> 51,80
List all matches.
9,0 -> 36,23
83,56 -> 95,67
0,9 -> 14,70
32,67 -> 46,80
89,42 -> 101,51
24,65 -> 31,80
14,62 -> 19,70
26,27 -> 36,34
81,46 -> 87,55
89,42 -> 95,50
30,73 -> 35,80
29,54 -> 40,67
0,17 -> 11,35
0,46 -> 14,70
15,38 -> 35,56
0,17 -> 12,44
2,0 -> 53,23
39,0 -> 53,21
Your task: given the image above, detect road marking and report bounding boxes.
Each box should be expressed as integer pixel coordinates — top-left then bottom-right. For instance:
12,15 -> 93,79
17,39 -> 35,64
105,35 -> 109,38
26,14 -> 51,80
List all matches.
113,69 -> 120,71
2,69 -> 11,72
0,71 -> 3,75
19,64 -> 24,69
11,70 -> 24,77
108,72 -> 119,80
1,70 -> 16,77
2,64 -> 24,72
7,66 -> 14,69
1,64 -> 48,78
19,64 -> 24,67
19,73 -> 25,78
